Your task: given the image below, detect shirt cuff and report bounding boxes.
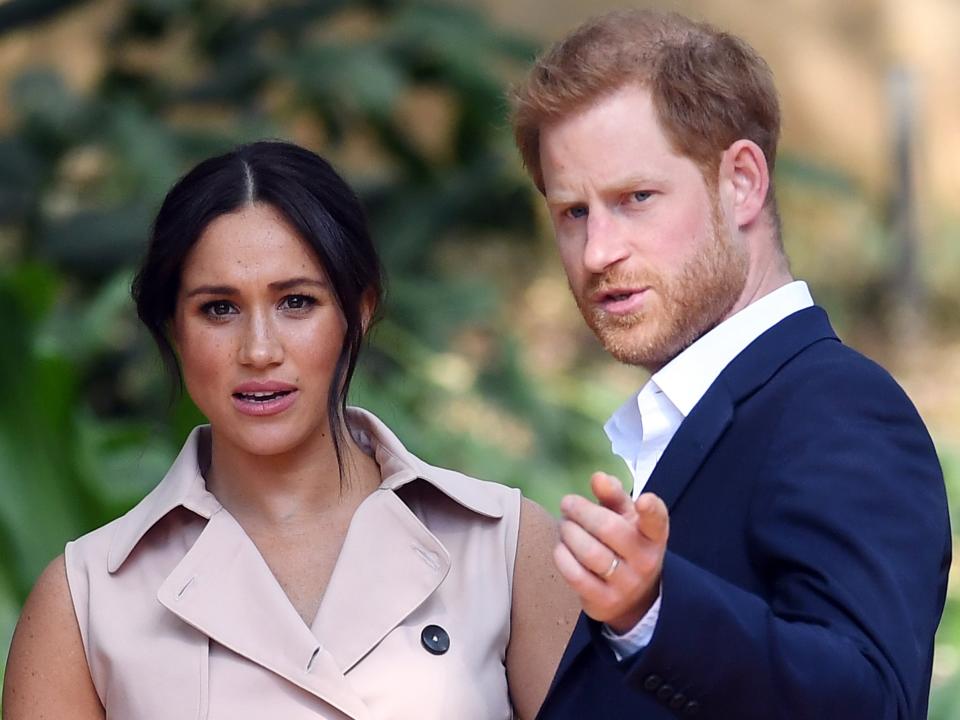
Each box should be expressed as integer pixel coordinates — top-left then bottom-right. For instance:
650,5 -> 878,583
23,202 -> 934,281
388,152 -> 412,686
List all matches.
601,592 -> 661,661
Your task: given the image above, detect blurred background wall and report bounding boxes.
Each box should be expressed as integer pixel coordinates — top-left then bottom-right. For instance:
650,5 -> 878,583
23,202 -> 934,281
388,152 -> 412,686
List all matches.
0,0 -> 958,713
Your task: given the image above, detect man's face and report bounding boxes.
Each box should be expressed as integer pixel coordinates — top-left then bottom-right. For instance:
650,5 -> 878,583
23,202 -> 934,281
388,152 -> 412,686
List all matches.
540,84 -> 749,371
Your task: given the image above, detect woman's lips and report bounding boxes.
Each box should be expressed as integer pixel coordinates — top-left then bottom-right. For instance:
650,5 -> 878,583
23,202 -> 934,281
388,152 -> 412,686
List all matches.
596,288 -> 648,315
231,386 -> 299,417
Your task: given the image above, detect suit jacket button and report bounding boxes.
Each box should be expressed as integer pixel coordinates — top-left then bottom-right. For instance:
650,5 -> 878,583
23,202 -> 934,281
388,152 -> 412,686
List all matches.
656,684 -> 675,702
683,700 -> 700,716
669,692 -> 687,710
643,674 -> 663,691
420,624 -> 450,655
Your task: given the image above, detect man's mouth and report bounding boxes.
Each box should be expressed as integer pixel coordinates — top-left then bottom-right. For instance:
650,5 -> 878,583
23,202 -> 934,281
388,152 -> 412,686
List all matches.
594,287 -> 649,315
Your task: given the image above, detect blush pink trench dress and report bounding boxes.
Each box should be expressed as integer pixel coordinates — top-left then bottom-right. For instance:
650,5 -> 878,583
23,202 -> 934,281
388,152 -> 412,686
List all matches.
65,409 -> 521,719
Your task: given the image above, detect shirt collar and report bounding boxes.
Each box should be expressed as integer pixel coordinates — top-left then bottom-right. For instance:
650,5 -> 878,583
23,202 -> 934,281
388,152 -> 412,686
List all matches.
652,280 -> 813,416
604,386 -> 645,467
107,407 -> 503,573
604,280 -> 813,447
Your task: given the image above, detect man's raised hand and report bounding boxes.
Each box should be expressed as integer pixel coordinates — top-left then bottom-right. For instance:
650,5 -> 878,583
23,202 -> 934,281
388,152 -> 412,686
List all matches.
554,472 -> 669,633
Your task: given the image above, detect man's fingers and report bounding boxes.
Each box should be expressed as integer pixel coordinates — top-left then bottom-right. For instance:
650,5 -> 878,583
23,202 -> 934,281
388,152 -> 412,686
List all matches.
554,541 -> 606,596
590,472 -> 633,516
560,494 -> 638,559
559,519 -> 620,580
555,492 -> 669,628
635,492 -> 669,543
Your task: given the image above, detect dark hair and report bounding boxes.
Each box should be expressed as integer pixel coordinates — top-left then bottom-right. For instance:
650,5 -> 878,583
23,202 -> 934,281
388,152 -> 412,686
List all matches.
131,140 -> 383,478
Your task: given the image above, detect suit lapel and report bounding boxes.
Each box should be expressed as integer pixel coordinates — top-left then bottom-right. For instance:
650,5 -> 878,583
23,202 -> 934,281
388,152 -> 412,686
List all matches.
157,509 -> 372,720
645,306 -> 838,509
644,387 -> 734,509
313,487 -> 450,673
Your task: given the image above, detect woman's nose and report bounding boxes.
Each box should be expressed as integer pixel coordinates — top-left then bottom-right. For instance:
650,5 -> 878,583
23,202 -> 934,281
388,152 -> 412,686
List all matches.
238,311 -> 283,368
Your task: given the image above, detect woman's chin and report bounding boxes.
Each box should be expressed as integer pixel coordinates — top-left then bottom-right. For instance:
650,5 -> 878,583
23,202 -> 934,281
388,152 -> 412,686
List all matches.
213,422 -> 320,460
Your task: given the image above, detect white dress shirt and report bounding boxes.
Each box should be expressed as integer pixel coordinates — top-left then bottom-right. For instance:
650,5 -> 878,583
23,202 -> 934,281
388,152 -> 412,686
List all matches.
601,281 -> 814,659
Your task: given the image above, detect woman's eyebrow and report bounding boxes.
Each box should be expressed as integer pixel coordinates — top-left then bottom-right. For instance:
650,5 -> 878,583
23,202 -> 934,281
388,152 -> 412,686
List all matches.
269,277 -> 328,291
184,284 -> 237,298
183,277 -> 327,298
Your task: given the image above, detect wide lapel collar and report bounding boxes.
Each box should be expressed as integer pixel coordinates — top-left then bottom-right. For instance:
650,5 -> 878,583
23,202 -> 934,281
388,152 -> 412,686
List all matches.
315,408 -> 503,673
344,408 -> 505,518
313,485 -> 450,673
157,508 -> 372,720
108,426 -> 218,572
644,306 -> 838,509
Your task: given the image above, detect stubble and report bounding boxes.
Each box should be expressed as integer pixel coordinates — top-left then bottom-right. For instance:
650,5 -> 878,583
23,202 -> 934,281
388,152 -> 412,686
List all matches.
575,204 -> 748,371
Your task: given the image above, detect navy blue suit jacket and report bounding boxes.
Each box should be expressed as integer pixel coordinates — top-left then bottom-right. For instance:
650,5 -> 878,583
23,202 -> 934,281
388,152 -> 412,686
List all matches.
538,307 -> 950,720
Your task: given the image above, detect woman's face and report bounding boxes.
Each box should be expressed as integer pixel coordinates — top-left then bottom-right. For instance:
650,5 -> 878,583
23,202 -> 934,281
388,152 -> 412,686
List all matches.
172,203 -> 346,459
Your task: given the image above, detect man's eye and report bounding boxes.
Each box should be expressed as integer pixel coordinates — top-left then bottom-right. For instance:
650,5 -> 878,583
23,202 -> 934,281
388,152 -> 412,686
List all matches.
566,206 -> 588,219
631,191 -> 652,203
202,301 -> 235,317
280,294 -> 316,311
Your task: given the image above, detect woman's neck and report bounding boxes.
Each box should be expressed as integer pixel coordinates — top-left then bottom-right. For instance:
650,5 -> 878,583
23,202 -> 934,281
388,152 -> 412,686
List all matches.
203,426 -> 382,529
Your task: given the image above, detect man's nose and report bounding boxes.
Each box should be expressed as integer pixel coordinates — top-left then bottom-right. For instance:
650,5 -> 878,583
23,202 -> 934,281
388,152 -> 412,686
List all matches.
583,209 -> 630,274
238,310 -> 283,368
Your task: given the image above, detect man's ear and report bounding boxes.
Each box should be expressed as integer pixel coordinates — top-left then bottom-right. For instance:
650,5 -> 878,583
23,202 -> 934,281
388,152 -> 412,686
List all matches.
720,139 -> 770,230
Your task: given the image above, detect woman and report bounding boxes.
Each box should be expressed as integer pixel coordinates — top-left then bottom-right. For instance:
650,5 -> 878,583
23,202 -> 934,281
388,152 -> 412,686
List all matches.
3,141 -> 579,719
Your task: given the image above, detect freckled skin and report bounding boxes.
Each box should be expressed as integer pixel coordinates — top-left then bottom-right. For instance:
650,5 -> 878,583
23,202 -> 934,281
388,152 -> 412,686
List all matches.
172,203 -> 346,464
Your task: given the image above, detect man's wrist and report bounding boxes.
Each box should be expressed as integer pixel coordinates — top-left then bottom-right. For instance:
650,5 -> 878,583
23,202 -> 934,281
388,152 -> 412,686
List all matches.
606,583 -> 660,635
602,591 -> 662,660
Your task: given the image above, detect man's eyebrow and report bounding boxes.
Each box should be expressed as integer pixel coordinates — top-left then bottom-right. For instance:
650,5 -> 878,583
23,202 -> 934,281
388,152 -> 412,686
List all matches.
546,176 -> 660,205
183,277 -> 328,298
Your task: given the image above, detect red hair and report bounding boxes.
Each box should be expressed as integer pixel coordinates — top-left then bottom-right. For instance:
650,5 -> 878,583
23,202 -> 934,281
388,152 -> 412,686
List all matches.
510,9 -> 781,220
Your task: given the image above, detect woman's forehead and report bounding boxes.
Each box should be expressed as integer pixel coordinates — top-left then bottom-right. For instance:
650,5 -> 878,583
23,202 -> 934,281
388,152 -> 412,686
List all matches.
182,204 -> 328,287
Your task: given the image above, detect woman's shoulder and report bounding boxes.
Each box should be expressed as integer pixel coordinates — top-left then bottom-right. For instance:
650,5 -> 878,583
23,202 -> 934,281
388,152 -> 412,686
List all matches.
3,554 -> 105,718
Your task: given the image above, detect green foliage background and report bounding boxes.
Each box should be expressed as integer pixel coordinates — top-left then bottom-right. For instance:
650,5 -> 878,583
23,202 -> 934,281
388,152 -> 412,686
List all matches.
0,0 -> 957,714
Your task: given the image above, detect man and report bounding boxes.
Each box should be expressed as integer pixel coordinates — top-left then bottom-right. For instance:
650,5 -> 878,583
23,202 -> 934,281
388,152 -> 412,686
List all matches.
510,10 -> 950,719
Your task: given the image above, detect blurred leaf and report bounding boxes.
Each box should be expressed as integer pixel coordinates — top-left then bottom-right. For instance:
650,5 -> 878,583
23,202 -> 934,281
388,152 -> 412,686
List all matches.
0,139 -> 44,222
0,271 -> 85,597
74,414 -> 177,513
777,153 -> 858,195
9,69 -> 86,143
39,205 -> 152,278
41,271 -> 138,364
296,43 -> 407,119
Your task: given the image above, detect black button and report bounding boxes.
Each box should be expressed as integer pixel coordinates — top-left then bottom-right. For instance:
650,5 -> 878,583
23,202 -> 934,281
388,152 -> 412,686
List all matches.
420,624 -> 450,655
643,674 -> 663,692
683,700 -> 700,716
656,684 -> 674,702
669,693 -> 687,710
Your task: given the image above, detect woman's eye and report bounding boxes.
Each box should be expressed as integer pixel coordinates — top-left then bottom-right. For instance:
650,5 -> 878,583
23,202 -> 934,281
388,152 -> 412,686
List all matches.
280,294 -> 316,311
202,300 -> 236,317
